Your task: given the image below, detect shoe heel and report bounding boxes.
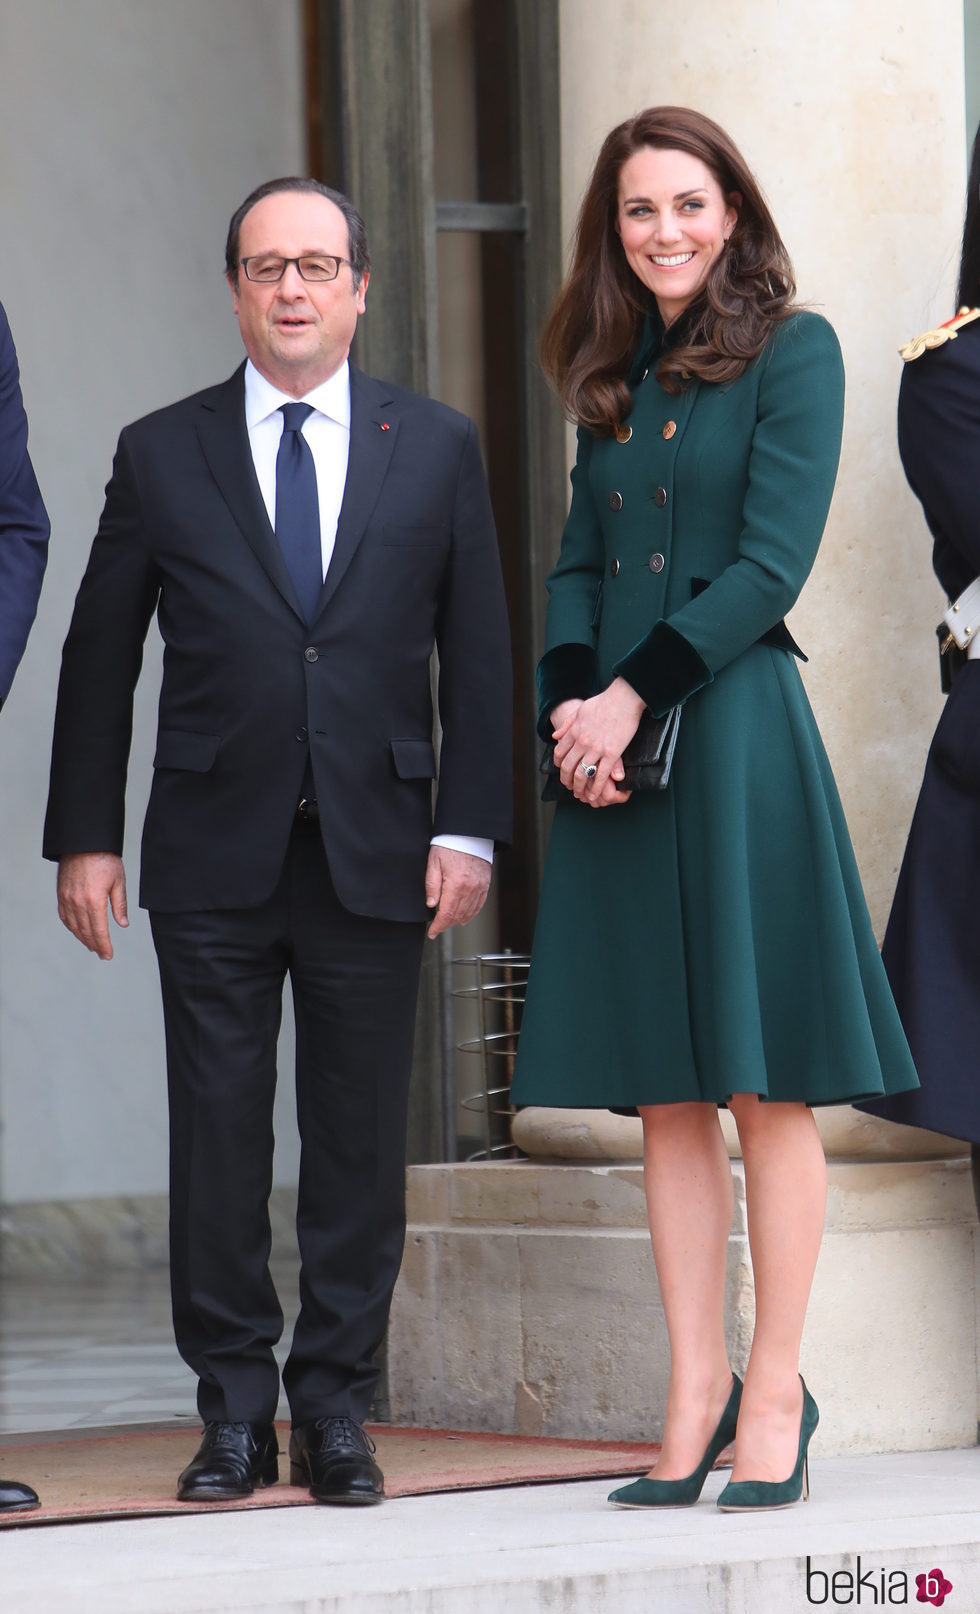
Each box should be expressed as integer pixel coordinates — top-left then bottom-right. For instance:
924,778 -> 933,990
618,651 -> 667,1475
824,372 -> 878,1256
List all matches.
259,1455 -> 280,1488
716,1378 -> 818,1513
289,1460 -> 306,1487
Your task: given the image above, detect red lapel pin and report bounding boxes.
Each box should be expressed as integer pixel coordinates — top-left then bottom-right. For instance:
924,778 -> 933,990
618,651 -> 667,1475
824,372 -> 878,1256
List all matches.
380,421 -> 390,432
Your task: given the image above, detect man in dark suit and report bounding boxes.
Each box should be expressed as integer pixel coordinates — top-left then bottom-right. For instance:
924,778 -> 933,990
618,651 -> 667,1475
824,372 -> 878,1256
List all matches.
0,298 -> 50,1513
44,179 -> 511,1505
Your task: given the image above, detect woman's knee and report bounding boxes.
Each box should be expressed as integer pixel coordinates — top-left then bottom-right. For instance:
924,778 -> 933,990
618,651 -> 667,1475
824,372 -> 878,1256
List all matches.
639,1100 -> 722,1142
728,1094 -> 815,1151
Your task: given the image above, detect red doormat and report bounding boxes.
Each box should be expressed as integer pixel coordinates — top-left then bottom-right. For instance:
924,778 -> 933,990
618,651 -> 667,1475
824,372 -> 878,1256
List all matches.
0,1423 -> 665,1526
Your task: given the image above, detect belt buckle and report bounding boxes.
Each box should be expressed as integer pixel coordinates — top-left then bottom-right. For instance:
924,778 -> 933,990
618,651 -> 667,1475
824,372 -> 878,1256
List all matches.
296,797 -> 318,821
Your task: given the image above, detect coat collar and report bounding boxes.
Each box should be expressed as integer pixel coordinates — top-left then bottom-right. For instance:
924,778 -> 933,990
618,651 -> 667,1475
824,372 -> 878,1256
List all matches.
318,364 -> 397,614
628,296 -> 706,388
628,302 -> 667,387
194,362 -> 398,624
194,364 -> 303,618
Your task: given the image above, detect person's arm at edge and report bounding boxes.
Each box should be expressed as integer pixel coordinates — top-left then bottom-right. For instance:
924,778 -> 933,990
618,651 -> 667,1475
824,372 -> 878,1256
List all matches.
0,302 -> 50,704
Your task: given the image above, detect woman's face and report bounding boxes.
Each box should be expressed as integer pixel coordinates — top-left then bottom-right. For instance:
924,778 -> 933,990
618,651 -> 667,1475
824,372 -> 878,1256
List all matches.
617,145 -> 738,325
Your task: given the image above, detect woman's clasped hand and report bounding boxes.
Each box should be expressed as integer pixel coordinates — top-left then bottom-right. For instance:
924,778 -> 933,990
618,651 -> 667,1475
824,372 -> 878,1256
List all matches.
551,677 -> 644,804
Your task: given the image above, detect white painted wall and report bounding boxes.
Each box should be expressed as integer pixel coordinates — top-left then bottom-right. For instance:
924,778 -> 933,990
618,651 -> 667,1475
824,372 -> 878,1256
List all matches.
0,1 -> 305,1203
558,0 -> 966,932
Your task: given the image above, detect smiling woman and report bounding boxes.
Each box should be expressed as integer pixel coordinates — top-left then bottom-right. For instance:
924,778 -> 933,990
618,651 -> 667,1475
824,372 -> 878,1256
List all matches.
511,104 -> 918,1516
541,105 -> 796,433
617,147 -> 737,327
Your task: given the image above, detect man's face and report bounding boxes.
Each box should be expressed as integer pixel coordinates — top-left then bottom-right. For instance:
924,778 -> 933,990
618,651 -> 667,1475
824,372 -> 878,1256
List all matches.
230,191 -> 368,394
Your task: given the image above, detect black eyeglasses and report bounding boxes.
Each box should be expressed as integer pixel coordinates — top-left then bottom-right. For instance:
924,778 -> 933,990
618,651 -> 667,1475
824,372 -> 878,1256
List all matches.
239,254 -> 352,284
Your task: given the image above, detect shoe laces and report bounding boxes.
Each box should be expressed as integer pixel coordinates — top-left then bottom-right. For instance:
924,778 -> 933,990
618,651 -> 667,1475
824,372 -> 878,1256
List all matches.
204,1420 -> 261,1450
313,1416 -> 376,1454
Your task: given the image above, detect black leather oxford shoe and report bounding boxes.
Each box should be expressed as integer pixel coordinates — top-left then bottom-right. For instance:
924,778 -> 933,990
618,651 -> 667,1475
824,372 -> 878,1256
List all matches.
176,1421 -> 279,1501
0,1478 -> 39,1512
289,1417 -> 384,1505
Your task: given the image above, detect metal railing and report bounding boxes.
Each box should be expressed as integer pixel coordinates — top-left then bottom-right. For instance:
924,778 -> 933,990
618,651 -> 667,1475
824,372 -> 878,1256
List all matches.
451,951 -> 530,1160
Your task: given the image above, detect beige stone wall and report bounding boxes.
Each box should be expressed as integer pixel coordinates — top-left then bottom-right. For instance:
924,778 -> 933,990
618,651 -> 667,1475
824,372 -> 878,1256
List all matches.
558,1 -> 966,932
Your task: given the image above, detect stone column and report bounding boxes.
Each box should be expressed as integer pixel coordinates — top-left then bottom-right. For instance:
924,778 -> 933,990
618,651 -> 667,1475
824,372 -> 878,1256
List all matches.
511,1107 -> 968,1163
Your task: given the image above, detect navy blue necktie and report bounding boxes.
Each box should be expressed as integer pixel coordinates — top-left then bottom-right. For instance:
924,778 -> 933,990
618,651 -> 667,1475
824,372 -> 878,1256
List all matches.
275,402 -> 322,624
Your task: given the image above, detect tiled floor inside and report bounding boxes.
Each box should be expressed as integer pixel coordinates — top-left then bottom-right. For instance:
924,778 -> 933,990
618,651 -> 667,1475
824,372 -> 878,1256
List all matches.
0,1266 -> 299,1437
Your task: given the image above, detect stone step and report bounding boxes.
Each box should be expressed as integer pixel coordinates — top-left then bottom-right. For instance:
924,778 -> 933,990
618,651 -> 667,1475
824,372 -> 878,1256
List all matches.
2,1449 -> 978,1613
389,1158 -> 979,1454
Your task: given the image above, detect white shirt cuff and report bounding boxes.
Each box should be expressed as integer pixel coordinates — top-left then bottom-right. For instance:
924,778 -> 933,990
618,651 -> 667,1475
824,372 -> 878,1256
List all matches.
430,834 -> 494,865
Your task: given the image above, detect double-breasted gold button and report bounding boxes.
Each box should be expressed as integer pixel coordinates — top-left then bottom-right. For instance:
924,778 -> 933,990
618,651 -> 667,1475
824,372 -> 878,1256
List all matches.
609,558 -> 620,577
662,420 -> 677,440
649,553 -> 665,573
616,425 -> 632,444
609,491 -> 623,510
654,487 -> 667,507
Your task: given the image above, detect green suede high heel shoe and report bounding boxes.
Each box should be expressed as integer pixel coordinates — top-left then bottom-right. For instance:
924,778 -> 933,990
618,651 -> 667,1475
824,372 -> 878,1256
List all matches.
608,1374 -> 742,1509
716,1377 -> 818,1512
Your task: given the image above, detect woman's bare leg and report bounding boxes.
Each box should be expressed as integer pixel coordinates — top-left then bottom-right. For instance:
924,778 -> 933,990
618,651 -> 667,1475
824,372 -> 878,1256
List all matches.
727,1094 -> 827,1482
638,1102 -> 736,1478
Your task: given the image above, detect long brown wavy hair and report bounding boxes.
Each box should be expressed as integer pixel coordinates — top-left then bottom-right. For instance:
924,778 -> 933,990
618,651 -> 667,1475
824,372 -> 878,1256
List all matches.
541,107 -> 796,433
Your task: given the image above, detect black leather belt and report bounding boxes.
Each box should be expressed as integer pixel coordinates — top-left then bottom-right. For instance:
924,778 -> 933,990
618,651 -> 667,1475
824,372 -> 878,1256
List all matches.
296,798 -> 319,821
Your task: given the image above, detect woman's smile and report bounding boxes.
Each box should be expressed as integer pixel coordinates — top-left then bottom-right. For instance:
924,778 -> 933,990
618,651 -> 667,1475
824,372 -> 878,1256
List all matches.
617,146 -> 737,323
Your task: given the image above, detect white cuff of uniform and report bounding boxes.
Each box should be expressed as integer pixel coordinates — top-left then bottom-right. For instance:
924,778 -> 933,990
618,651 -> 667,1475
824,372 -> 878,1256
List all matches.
430,834 -> 494,865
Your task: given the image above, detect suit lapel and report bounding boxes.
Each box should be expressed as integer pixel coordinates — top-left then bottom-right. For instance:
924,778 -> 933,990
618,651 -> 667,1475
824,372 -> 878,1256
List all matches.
194,365 -> 306,621
316,366 -> 398,616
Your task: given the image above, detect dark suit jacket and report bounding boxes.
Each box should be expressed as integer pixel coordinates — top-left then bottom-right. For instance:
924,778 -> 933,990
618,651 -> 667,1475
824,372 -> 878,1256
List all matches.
43,363 -> 512,920
0,301 -> 50,700
897,315 -> 980,599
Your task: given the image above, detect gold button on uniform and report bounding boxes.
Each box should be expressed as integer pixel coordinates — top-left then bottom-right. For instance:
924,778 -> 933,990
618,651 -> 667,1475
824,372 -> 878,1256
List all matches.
654,487 -> 667,507
649,553 -> 665,573
609,491 -> 623,510
662,420 -> 677,440
616,425 -> 633,444
610,558 -> 620,577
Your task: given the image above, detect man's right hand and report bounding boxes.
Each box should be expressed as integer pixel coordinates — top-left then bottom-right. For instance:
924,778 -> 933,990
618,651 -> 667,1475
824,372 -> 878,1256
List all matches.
57,853 -> 129,960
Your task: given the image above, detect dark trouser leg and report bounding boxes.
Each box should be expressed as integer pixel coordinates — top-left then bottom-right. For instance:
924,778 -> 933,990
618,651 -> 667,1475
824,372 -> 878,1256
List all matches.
150,899 -> 289,1425
281,824 -> 425,1424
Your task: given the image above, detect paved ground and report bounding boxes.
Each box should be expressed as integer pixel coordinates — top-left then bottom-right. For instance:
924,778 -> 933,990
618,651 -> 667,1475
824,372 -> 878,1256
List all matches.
1,1270 -> 978,1612
0,1268 -> 292,1432
1,1447 -> 978,1614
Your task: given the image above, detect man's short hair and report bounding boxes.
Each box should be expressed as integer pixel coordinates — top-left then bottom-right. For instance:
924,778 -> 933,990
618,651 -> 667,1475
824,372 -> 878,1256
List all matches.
225,178 -> 371,287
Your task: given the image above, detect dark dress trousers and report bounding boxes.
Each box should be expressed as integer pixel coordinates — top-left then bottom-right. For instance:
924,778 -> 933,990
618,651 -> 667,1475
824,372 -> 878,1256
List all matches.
863,315 -> 980,1144
0,300 -> 50,701
43,362 -> 512,1423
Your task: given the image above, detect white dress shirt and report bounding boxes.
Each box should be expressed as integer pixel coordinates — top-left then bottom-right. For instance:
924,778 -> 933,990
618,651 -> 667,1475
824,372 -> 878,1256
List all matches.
243,359 -> 492,866
245,358 -> 350,579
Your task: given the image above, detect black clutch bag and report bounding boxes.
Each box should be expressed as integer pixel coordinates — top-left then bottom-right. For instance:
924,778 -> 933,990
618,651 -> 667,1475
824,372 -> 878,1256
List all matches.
540,705 -> 682,801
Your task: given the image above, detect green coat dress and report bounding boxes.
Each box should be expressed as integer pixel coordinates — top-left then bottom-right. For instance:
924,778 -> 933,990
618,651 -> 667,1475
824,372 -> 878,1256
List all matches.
510,310 -> 919,1110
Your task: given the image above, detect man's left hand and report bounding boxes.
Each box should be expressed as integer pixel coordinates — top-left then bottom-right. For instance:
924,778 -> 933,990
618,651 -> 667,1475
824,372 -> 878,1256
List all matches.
424,846 -> 491,939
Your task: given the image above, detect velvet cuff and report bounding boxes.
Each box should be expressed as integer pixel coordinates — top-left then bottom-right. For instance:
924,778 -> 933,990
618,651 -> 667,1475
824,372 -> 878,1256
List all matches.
535,642 -> 597,739
612,620 -> 712,716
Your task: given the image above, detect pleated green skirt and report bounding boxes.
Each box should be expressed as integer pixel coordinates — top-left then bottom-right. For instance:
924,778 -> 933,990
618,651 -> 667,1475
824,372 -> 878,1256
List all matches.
510,645 -> 919,1110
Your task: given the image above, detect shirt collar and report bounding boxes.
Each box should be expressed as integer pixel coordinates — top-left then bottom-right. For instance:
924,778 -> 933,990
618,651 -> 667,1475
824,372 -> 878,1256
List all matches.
244,358 -> 351,430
